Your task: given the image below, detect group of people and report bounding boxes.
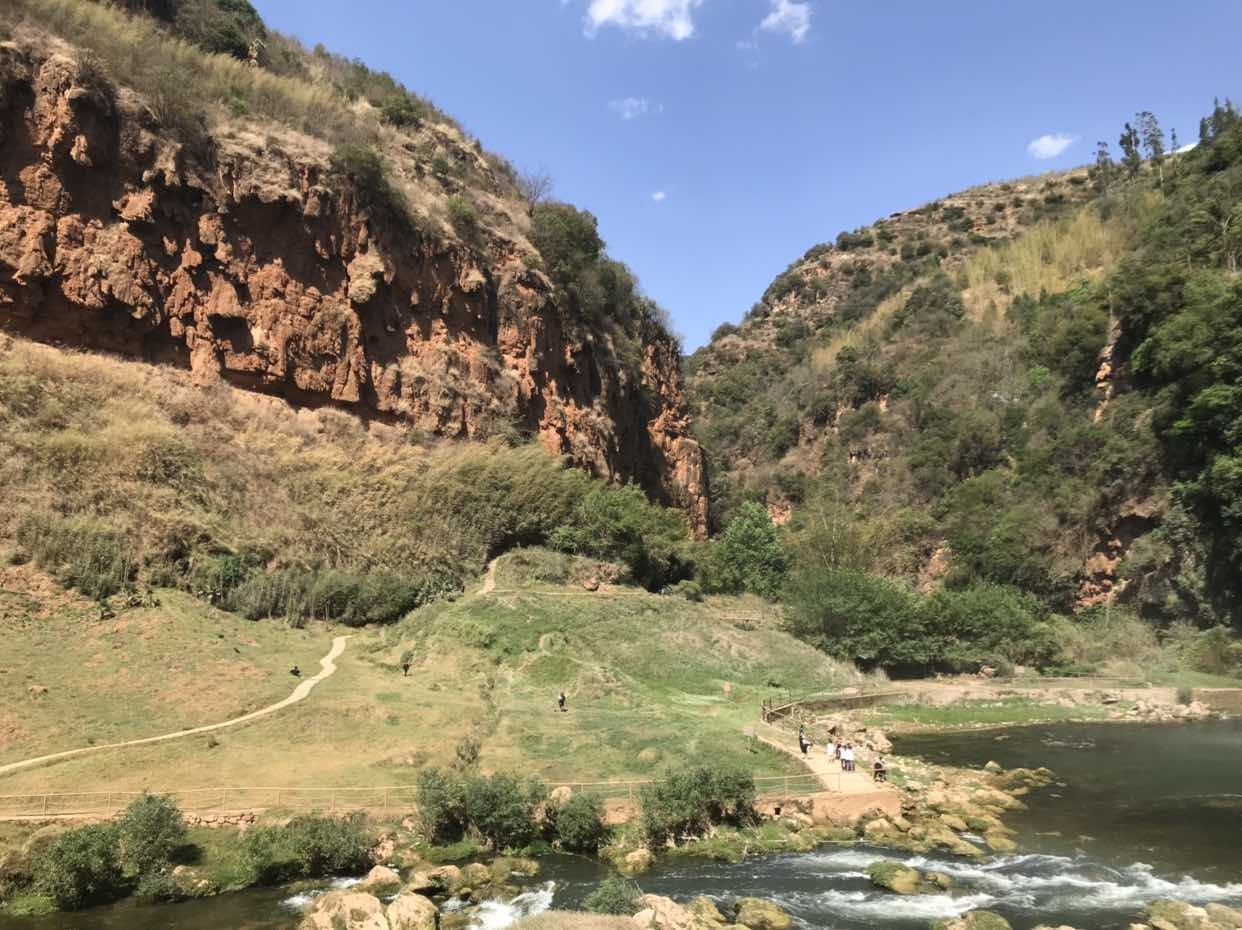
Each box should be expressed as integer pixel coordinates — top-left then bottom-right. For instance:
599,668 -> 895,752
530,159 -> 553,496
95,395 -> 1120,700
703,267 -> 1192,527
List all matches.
799,725 -> 887,782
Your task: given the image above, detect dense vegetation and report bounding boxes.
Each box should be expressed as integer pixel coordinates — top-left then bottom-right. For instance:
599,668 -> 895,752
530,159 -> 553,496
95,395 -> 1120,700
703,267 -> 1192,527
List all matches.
0,341 -> 693,625
689,101 -> 1242,670
1,794 -> 372,911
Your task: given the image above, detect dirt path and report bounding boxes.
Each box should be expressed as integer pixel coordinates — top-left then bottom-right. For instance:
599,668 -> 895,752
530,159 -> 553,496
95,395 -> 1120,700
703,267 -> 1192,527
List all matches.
0,636 -> 350,779
752,722 -> 897,798
479,557 -> 498,595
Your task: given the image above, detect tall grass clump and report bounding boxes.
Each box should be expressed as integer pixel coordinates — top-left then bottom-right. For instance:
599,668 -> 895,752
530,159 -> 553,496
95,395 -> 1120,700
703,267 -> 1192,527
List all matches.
15,512 -> 134,600
8,0 -> 368,144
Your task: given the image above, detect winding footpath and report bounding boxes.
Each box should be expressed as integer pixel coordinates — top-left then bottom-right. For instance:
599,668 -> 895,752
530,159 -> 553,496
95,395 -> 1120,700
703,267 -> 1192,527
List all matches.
0,636 -> 350,779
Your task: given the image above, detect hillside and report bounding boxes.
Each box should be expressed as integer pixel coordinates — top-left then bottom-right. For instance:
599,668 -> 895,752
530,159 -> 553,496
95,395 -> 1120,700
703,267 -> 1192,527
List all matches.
688,102 -> 1242,631
0,546 -> 854,794
0,0 -> 708,533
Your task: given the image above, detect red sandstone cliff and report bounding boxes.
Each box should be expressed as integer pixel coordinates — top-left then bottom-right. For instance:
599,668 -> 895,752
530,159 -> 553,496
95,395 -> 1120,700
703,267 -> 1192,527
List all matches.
0,41 -> 708,535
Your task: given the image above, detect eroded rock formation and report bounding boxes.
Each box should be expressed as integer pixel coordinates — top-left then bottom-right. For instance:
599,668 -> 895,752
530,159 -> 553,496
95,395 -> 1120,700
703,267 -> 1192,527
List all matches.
0,42 -> 708,534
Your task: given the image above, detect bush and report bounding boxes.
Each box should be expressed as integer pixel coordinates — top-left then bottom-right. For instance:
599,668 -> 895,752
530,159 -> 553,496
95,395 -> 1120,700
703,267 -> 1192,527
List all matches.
553,793 -> 607,853
447,195 -> 480,239
331,144 -> 410,224
33,824 -> 123,910
463,774 -> 547,850
1176,686 -> 1195,705
380,93 -> 425,127
116,794 -> 187,876
416,768 -> 469,844
639,766 -> 756,846
283,814 -> 371,877
584,876 -> 642,915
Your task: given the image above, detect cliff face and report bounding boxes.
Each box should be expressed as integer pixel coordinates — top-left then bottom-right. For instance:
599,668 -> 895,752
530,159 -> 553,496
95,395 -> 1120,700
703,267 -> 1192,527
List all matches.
0,43 -> 708,534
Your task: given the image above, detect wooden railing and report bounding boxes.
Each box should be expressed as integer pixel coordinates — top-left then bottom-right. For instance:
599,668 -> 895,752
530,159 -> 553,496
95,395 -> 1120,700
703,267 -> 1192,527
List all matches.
0,773 -> 829,819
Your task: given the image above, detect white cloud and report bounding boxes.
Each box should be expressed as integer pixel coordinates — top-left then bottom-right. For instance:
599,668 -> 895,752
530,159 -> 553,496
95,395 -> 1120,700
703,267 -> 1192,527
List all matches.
759,0 -> 812,43
1027,133 -> 1077,160
652,191 -> 668,202
583,0 -> 705,40
609,97 -> 664,120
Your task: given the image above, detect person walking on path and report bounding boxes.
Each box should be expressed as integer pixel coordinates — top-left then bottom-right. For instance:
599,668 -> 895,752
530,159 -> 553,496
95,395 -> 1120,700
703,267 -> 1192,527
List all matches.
558,691 -> 566,712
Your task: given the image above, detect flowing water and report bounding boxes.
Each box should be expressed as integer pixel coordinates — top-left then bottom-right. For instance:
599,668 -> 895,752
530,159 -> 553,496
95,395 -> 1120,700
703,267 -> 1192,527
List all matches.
3,721 -> 1240,930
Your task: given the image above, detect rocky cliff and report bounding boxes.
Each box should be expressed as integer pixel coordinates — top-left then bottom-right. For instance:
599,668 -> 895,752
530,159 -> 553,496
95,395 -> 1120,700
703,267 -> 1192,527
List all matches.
0,39 -> 708,534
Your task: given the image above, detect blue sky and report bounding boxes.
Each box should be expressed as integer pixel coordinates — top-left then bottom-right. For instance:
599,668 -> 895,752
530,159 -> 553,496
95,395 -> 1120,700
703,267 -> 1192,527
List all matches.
250,1 -> 1241,351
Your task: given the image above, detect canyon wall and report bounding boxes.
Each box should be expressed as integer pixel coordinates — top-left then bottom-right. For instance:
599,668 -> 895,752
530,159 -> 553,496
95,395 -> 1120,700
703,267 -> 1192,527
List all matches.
0,43 -> 708,534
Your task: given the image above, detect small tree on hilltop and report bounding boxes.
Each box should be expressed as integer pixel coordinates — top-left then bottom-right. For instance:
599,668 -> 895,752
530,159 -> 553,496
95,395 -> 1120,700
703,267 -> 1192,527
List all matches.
1119,123 -> 1142,178
517,168 -> 554,213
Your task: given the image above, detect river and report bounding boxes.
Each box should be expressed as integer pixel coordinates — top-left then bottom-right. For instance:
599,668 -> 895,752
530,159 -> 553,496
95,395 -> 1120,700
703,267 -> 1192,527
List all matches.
3,721 -> 1240,930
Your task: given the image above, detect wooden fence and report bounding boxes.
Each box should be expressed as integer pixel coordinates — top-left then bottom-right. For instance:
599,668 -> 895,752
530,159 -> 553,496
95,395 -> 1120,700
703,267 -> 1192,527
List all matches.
0,772 -> 829,820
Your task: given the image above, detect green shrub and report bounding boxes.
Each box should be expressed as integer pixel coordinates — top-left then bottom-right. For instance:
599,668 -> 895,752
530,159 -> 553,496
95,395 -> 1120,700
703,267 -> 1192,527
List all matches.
236,815 -> 370,886
553,793 -> 607,853
416,768 -> 469,843
639,766 -> 757,846
116,794 -> 187,876
283,814 -> 371,877
1176,686 -> 1195,705
447,195 -> 480,239
170,0 -> 267,60
463,774 -> 547,850
33,824 -> 123,910
584,876 -> 642,915
380,93 -> 425,127
331,144 -> 409,223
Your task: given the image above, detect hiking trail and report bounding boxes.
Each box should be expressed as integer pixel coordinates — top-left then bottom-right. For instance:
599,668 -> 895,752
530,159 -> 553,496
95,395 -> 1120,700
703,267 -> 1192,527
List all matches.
0,636 -> 350,778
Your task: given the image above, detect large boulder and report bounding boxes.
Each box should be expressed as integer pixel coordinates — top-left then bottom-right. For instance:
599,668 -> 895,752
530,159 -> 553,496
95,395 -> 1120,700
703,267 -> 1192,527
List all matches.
621,848 -> 655,876
635,894 -> 701,930
734,898 -> 793,930
406,864 -> 462,895
388,893 -> 440,930
359,865 -> 403,895
1144,900 -> 1239,930
866,860 -> 926,895
688,897 -> 728,926
299,890 -> 389,930
932,911 -> 1013,930
1206,903 -> 1242,930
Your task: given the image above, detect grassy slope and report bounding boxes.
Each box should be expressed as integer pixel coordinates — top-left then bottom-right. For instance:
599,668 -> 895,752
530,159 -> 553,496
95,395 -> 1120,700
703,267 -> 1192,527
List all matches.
0,552 -> 855,795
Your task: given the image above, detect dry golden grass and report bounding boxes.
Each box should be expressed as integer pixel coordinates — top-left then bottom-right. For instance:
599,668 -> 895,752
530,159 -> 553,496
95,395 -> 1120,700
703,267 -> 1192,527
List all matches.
961,194 -> 1161,320
811,287 -> 912,373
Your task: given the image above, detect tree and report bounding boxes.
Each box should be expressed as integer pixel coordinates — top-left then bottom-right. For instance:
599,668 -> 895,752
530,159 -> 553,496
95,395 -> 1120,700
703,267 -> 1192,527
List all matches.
1119,123 -> 1142,178
517,169 -> 553,213
1093,141 -> 1117,194
702,502 -> 787,598
1137,111 -> 1166,185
